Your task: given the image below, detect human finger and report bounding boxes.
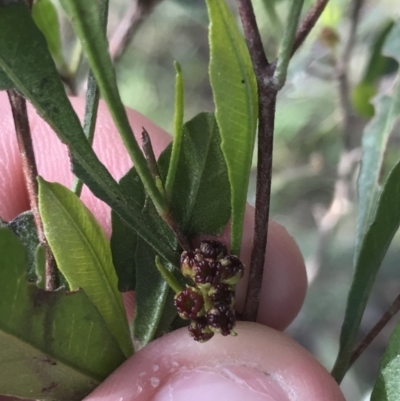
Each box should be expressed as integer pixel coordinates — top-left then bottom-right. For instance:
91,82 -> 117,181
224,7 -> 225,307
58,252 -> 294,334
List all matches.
83,322 -> 345,401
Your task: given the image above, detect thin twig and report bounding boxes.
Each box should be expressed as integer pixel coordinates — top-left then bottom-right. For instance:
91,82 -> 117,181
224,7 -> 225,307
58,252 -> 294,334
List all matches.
236,0 -> 277,322
7,91 -> 57,291
243,86 -> 277,322
236,0 -> 270,73
25,0 -> 33,9
292,0 -> 330,56
164,214 -> 193,253
141,128 -> 161,179
109,0 -> 162,62
350,293 -> 400,367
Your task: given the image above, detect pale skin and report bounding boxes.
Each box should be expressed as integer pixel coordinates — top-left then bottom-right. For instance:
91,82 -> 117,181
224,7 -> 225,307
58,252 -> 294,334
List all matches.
0,93 -> 345,400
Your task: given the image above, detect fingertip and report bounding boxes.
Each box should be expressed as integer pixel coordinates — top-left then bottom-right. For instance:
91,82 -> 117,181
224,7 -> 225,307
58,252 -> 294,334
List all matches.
84,322 -> 345,401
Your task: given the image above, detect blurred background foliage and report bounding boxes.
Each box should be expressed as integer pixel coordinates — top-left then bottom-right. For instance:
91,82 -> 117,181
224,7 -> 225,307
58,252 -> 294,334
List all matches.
49,0 -> 400,398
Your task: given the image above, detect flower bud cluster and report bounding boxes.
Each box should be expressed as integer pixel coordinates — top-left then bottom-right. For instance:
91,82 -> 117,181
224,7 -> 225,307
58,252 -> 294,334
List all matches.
173,240 -> 244,342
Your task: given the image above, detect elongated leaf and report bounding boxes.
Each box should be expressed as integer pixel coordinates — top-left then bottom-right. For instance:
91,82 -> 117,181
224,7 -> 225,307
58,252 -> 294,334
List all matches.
371,319 -> 400,401
158,112 -> 231,238
133,239 -> 173,349
206,0 -> 258,255
32,0 -> 66,71
111,169 -> 145,292
0,0 -> 178,266
332,22 -> 400,382
59,0 -> 167,217
111,165 -> 179,344
38,178 -> 133,357
0,227 -> 125,400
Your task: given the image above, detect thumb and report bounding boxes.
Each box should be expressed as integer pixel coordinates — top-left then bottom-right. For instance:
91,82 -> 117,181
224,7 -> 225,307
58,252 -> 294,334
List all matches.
84,322 -> 345,401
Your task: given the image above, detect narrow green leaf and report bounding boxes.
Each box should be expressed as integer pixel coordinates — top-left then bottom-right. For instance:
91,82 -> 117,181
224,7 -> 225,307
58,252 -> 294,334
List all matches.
158,112 -> 231,238
165,61 -> 185,198
332,23 -> 400,379
155,256 -> 183,294
352,21 -> 397,119
371,319 -> 400,401
111,168 -> 146,292
59,0 -> 168,217
38,178 -> 133,357
110,167 -> 180,346
0,227 -> 125,400
71,0 -> 108,197
133,239 -> 173,349
273,0 -> 305,88
206,0 -> 258,254
363,21 -> 397,84
32,0 -> 66,71
356,88 -> 400,256
0,0 -> 178,266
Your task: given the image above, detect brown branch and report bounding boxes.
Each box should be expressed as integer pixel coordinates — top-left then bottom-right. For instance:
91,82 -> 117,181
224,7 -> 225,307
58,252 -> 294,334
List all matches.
243,85 -> 277,322
109,0 -> 162,62
25,0 -> 33,9
292,0 -> 330,56
236,0 -> 270,73
350,293 -> 400,367
7,91 -> 57,291
236,0 -> 277,321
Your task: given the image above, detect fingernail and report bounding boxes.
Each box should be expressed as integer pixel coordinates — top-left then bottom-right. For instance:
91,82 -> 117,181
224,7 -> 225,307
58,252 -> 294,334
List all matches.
152,366 -> 290,401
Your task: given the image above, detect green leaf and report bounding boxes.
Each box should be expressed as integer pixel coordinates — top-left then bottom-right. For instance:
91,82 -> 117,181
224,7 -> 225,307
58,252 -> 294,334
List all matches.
71,0 -> 108,197
7,211 -> 39,282
32,0 -> 66,71
371,319 -> 400,401
165,61 -> 185,198
356,21 -> 400,256
351,82 -> 376,118
332,23 -> 400,382
0,227 -> 125,400
38,178 -> 133,357
363,21 -> 397,84
59,0 -> 168,217
0,67 -> 14,90
0,0 -> 178,266
110,167 -> 180,346
111,168 -> 145,292
133,239 -> 174,349
352,21 -> 398,118
206,0 -> 258,255
158,112 -> 231,238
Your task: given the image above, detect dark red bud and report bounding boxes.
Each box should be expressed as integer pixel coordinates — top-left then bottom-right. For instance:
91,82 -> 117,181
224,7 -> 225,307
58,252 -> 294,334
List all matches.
174,287 -> 205,320
199,240 -> 228,260
207,304 -> 236,336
